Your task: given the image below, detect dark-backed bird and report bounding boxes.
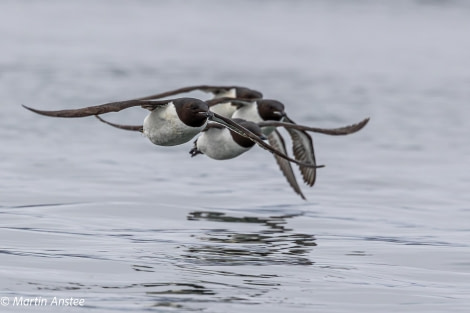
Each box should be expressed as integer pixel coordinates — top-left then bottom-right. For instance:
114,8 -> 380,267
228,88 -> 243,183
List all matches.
208,97 -> 369,199
219,97 -> 318,199
97,85 -> 368,199
22,98 -> 323,169
122,86 -> 323,195
93,111 -> 369,199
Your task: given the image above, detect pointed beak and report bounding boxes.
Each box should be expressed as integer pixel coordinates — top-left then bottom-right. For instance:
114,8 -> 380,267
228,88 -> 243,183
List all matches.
198,110 -> 213,119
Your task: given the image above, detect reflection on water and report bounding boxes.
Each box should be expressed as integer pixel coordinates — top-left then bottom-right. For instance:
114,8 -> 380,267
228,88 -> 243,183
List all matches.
185,211 -> 316,266
11,209 -> 317,311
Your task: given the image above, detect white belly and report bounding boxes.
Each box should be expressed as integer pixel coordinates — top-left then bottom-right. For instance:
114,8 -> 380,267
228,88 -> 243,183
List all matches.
197,128 -> 250,160
232,103 -> 262,122
143,104 -> 205,146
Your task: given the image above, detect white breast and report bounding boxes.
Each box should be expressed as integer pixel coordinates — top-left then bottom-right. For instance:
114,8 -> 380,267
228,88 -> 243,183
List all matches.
143,103 -> 206,146
196,127 -> 250,160
232,102 -> 262,122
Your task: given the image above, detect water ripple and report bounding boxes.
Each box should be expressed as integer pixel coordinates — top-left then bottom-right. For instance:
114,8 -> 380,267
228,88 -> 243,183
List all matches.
183,211 -> 316,266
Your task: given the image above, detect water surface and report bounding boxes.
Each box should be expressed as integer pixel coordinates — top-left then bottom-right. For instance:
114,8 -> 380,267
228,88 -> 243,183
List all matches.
1,1 -> 470,312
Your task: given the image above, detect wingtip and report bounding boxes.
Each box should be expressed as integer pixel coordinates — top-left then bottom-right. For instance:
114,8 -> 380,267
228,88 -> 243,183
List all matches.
22,104 -> 43,115
356,117 -> 371,130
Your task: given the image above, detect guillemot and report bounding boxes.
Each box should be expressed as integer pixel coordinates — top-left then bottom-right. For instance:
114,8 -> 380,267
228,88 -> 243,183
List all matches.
87,84 -> 369,199
124,86 -> 321,197
207,97 -> 369,199
94,111 -> 369,200
23,98 -> 323,169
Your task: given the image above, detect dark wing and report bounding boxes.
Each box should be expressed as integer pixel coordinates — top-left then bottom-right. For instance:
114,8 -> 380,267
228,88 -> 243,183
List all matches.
22,99 -> 172,118
135,85 -> 239,101
95,115 -> 143,132
268,130 -> 306,200
209,112 -> 324,169
205,97 -> 254,108
283,116 -> 317,187
258,117 -> 370,136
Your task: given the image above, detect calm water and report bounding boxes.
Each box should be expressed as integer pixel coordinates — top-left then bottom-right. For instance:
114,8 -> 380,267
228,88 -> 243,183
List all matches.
1,1 -> 470,312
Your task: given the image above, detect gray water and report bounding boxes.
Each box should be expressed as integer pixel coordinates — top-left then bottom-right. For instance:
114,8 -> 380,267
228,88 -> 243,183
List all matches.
1,1 -> 470,312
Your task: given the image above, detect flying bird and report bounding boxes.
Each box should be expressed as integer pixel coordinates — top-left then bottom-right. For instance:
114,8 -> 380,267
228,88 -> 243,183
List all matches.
94,112 -> 369,199
22,98 -> 322,169
214,97 -> 319,199
95,84 -> 369,199
121,85 -> 320,198
94,115 -> 266,160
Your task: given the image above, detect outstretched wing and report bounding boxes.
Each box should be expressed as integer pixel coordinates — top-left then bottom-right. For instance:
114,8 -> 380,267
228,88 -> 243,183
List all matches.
22,99 -> 173,118
258,117 -> 370,136
283,116 -> 317,187
268,130 -> 306,200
